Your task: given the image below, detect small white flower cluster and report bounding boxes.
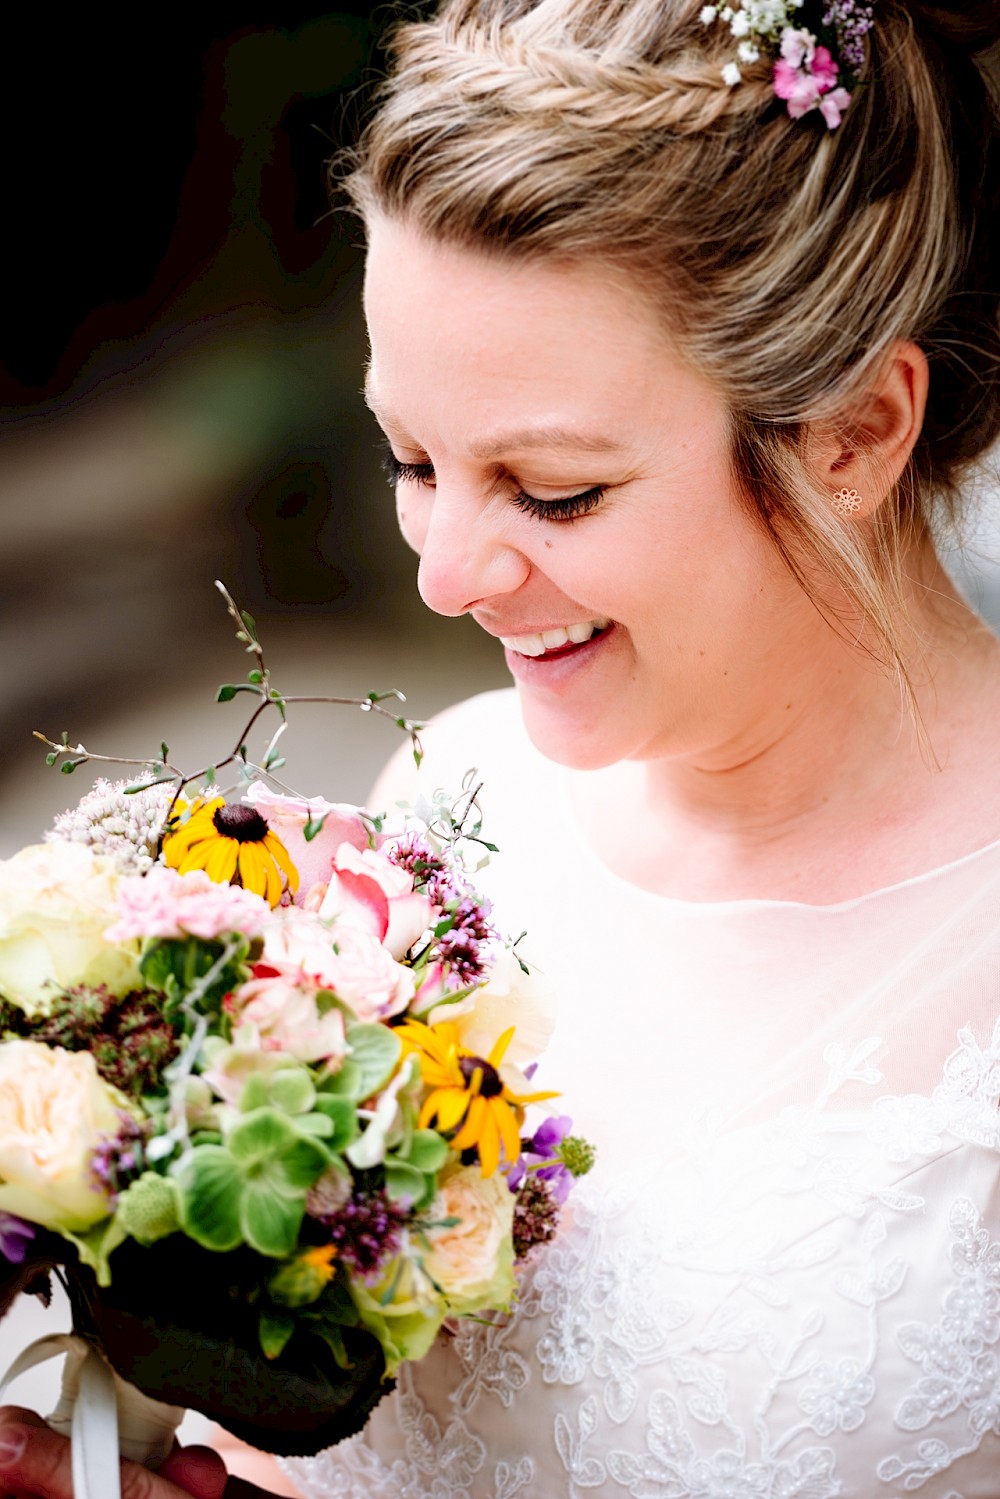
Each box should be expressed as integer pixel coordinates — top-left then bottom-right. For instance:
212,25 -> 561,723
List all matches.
47,777 -> 175,874
700,0 -> 805,85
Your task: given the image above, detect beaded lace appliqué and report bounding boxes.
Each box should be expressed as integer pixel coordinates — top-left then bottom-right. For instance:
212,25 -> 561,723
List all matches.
284,1020 -> 1000,1499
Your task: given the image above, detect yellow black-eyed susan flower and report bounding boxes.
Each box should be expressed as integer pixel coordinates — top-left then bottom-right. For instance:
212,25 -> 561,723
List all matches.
396,1019 -> 559,1178
162,797 -> 298,908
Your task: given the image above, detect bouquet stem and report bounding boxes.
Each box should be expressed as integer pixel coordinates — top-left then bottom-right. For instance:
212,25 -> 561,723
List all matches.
1,1332 -> 184,1499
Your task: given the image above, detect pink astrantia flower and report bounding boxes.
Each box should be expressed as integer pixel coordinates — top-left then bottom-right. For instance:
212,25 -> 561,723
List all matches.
106,866 -> 272,942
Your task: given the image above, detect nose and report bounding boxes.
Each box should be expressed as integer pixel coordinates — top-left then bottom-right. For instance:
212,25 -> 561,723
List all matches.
411,488 -> 530,618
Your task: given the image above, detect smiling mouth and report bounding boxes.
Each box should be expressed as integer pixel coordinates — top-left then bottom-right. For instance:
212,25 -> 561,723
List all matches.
499,618 -> 611,658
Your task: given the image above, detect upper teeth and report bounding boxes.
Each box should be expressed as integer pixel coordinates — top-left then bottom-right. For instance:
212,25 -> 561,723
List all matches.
500,618 -> 610,657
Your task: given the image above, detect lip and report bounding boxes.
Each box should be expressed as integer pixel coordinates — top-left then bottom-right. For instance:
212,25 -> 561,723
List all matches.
502,623 -> 616,687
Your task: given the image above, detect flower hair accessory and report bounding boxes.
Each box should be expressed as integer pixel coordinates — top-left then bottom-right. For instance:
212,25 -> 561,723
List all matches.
700,0 -> 874,130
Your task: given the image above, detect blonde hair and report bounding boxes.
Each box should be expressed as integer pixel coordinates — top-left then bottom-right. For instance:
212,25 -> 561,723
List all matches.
346,0 -> 1000,681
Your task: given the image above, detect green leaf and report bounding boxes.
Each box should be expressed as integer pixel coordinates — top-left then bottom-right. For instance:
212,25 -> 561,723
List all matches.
280,1134 -> 333,1192
313,1325 -> 351,1369
241,609 -> 258,637
172,1146 -> 244,1251
344,1023 -> 402,1100
240,1068 -> 315,1117
216,683 -> 258,702
294,1113 -> 334,1139
312,1095 -> 359,1152
405,1129 -> 450,1174
384,1161 -> 427,1204
227,1107 -> 301,1166
303,812 -> 329,843
45,751 -> 58,766
263,752 -> 286,772
317,1057 -> 363,1100
60,759 -> 82,774
203,765 -> 217,788
160,742 -> 170,763
62,1216 -> 129,1288
242,1184 -> 305,1258
247,669 -> 264,685
259,1313 -> 295,1360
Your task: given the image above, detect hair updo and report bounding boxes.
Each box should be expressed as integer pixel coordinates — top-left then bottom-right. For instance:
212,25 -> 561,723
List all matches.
347,0 -> 1000,680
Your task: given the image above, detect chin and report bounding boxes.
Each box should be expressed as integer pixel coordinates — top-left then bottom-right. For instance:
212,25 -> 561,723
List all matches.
516,695 -> 636,772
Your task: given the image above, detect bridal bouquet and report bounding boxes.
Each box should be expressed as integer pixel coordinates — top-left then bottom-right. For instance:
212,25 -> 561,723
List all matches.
0,587 -> 592,1472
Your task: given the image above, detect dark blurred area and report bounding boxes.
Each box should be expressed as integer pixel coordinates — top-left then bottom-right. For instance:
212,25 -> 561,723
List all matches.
0,3 -> 508,847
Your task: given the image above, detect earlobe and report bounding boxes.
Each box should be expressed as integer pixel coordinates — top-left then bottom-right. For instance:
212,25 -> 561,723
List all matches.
818,341 -> 930,517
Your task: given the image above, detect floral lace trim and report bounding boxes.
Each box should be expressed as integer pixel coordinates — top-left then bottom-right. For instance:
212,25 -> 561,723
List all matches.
283,1019 -> 1000,1499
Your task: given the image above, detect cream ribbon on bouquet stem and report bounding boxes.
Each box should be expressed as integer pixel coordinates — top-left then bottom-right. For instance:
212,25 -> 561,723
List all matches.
1,1333 -> 184,1499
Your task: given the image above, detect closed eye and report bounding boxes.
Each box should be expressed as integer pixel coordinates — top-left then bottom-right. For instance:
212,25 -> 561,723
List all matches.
381,442 -> 606,522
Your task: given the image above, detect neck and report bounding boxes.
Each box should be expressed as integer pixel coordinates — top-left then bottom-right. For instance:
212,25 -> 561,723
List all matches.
575,550 -> 1000,902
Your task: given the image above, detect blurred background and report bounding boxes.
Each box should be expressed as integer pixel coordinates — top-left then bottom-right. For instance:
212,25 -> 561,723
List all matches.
0,1 -> 510,863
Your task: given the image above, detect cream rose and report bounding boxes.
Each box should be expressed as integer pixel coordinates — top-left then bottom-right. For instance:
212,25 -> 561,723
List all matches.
0,1039 -> 125,1231
422,1165 -> 516,1311
0,842 -> 139,1015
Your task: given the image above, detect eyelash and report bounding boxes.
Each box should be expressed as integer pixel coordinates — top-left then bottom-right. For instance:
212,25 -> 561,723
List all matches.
380,445 -> 606,522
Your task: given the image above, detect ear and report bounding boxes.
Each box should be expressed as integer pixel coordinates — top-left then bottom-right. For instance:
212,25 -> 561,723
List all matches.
808,341 -> 929,516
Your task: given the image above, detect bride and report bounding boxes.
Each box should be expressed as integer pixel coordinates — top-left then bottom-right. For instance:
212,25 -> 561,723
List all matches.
2,0 -> 999,1495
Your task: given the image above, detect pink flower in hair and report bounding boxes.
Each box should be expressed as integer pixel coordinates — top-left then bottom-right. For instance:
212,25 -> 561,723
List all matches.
819,87 -> 853,129
773,59 -> 822,118
809,45 -> 840,94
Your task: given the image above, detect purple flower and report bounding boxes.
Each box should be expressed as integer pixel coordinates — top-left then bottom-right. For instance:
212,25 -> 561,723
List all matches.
315,1186 -> 409,1281
507,1115 -> 575,1204
0,1212 -> 35,1265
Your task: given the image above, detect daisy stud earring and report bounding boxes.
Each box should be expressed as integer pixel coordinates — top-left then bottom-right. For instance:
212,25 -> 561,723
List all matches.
832,486 -> 863,516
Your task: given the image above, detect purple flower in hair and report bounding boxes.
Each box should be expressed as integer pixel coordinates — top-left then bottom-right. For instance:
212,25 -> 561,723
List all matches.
0,1212 -> 35,1265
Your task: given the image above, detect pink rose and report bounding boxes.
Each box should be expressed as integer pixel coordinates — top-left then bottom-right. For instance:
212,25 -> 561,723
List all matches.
229,971 -> 349,1064
242,785 -> 370,903
319,924 -> 415,1023
260,907 -> 342,989
317,844 -> 433,960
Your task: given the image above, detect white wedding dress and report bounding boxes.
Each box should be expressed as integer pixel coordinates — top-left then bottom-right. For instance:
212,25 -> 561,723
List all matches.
284,689 -> 1000,1499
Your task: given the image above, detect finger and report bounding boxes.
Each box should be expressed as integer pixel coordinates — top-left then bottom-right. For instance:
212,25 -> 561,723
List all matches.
160,1445 -> 229,1499
0,1409 -> 212,1499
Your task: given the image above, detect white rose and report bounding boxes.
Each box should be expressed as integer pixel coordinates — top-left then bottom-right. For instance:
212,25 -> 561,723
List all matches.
422,1166 -> 516,1309
0,843 -> 139,1015
0,1039 -> 124,1231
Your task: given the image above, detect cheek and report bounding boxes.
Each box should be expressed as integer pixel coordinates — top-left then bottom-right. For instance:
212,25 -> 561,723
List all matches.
395,488 -> 427,555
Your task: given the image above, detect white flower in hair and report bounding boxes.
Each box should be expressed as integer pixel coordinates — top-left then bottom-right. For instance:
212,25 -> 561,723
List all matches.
721,61 -> 743,86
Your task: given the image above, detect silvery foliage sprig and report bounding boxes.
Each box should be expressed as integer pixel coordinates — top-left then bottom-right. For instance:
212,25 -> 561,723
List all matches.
35,581 -> 425,852
700,0 -> 873,129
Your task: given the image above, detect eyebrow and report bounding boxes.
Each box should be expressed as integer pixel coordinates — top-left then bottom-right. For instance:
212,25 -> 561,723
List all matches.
363,376 -> 623,458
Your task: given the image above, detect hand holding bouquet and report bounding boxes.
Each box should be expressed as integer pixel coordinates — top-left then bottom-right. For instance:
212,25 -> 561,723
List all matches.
0,588 -> 592,1490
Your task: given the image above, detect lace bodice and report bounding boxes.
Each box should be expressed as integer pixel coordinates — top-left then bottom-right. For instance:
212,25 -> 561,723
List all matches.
284,690 -> 1000,1499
